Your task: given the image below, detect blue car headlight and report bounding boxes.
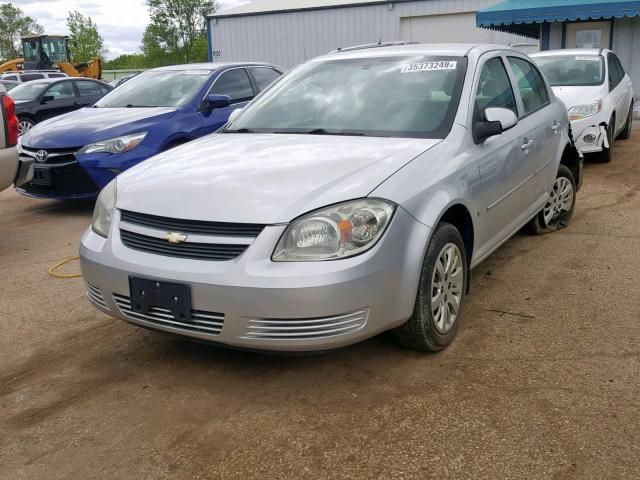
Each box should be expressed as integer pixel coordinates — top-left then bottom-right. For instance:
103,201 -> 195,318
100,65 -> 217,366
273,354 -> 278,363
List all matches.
78,132 -> 147,155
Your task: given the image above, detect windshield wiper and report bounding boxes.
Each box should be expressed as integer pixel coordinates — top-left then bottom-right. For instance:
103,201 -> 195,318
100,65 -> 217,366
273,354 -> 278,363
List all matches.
225,128 -> 255,133
278,128 -> 366,136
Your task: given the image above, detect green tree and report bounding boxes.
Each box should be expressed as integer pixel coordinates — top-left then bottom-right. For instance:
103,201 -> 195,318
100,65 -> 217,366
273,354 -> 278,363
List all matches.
142,0 -> 218,66
0,3 -> 43,62
67,10 -> 104,62
103,53 -> 147,70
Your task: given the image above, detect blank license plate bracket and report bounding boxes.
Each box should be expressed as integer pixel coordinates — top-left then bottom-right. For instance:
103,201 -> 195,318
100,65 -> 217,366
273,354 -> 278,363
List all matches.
129,277 -> 192,322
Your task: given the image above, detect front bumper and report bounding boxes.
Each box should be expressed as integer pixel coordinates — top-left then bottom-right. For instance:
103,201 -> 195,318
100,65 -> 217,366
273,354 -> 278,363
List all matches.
80,207 -> 430,352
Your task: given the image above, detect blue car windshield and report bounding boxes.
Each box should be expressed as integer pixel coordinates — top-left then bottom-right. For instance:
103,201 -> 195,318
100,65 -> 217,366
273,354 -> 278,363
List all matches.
226,55 -> 467,138
94,70 -> 211,108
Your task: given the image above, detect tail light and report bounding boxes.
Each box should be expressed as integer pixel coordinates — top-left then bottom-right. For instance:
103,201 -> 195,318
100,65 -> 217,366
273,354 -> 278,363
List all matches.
2,94 -> 18,147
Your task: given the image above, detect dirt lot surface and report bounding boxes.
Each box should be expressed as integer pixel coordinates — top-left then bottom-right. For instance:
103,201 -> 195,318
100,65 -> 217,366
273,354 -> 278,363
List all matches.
1,132 -> 639,480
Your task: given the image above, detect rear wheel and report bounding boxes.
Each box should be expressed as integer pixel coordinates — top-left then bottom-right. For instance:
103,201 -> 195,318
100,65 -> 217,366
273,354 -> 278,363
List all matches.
393,222 -> 467,352
595,116 -> 615,163
618,103 -> 633,140
18,116 -> 35,136
527,164 -> 576,234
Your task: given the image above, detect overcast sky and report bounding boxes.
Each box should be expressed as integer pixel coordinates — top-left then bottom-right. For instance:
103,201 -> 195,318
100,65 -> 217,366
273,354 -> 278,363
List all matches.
8,0 -> 250,59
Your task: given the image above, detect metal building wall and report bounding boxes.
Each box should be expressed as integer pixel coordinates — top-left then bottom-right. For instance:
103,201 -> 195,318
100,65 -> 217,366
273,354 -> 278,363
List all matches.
209,0 -> 533,69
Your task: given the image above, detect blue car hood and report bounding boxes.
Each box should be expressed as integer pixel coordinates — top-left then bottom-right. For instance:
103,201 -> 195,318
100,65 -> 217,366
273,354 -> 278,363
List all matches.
22,107 -> 180,149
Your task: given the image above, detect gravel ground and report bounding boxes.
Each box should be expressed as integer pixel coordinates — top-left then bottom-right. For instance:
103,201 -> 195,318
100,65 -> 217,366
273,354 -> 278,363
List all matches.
1,131 -> 639,479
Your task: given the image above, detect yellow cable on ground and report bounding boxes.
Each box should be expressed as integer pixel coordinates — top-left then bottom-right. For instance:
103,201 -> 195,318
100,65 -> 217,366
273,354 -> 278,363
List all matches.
48,255 -> 81,279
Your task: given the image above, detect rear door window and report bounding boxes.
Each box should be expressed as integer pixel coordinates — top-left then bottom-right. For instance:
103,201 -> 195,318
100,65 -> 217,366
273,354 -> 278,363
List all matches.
48,73 -> 66,78
20,74 -> 45,82
250,67 -> 281,92
211,69 -> 254,103
507,57 -> 550,115
4,76 -> 17,81
76,80 -> 102,96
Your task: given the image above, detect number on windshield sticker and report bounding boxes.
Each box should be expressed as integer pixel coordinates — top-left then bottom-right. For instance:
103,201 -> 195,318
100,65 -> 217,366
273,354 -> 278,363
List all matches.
401,61 -> 457,73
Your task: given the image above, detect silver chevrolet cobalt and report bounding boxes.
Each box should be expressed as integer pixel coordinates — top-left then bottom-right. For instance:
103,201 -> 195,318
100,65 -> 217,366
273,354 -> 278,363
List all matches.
81,44 -> 582,352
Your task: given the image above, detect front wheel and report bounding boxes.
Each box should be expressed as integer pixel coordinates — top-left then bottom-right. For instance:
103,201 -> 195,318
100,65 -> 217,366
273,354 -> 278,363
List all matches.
618,103 -> 633,140
595,117 -> 615,163
18,116 -> 35,136
527,164 -> 576,234
393,222 -> 467,352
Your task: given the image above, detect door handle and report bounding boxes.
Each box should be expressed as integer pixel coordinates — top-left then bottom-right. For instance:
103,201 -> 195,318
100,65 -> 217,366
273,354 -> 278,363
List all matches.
521,139 -> 534,151
552,121 -> 560,134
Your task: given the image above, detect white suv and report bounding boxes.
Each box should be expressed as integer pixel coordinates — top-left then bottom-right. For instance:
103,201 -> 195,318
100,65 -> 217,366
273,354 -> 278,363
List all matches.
0,71 -> 69,83
531,49 -> 634,163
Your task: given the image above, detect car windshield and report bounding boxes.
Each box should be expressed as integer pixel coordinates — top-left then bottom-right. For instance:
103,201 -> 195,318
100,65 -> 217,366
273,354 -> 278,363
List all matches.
7,82 -> 48,101
226,55 -> 467,138
93,70 -> 211,108
533,55 -> 605,86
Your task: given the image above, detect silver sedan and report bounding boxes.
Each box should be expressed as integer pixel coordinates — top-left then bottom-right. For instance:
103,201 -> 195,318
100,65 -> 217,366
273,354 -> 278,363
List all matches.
81,43 -> 582,352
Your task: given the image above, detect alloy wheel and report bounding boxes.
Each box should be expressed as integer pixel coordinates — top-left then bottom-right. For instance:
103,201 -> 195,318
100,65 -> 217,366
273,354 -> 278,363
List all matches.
431,242 -> 463,334
543,176 -> 574,227
18,120 -> 32,136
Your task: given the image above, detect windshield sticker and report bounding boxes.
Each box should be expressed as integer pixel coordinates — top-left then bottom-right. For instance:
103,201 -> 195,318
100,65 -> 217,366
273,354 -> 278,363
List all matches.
575,56 -> 600,61
401,61 -> 457,73
183,70 -> 211,75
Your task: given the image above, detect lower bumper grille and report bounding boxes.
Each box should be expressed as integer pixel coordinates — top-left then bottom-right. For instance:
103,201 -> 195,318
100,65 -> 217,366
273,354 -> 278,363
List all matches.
242,309 -> 369,340
18,161 -> 98,197
86,283 -> 109,310
120,230 -> 247,261
113,293 -> 224,335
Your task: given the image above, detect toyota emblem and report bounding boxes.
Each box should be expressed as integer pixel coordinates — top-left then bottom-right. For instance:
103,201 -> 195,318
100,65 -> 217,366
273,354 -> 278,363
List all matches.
35,150 -> 48,163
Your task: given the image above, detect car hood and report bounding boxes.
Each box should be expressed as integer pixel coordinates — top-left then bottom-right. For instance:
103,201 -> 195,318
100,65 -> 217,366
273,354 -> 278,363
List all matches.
21,107 -> 179,149
116,133 -> 440,224
551,85 -> 607,110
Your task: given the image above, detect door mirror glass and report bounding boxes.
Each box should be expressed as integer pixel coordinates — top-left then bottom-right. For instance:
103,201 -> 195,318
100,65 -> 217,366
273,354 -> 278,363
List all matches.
484,107 -> 518,131
228,107 -> 243,123
207,94 -> 231,109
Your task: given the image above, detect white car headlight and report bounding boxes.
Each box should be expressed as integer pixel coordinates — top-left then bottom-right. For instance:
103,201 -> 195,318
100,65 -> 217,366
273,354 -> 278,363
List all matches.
78,132 -> 147,155
91,180 -> 117,237
273,198 -> 396,261
568,101 -> 602,121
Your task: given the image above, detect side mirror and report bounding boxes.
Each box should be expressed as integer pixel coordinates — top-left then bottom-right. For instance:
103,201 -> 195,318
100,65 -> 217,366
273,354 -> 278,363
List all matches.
207,94 -> 231,109
41,95 -> 55,104
473,107 -> 518,144
484,107 -> 518,130
228,107 -> 243,123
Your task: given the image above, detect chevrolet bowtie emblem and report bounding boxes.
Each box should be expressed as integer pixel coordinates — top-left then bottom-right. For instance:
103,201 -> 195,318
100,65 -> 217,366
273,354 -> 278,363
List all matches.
163,232 -> 188,244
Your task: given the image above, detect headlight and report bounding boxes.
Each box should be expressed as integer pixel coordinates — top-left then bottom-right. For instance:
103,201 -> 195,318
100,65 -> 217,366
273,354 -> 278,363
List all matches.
568,101 -> 602,120
78,132 -> 147,155
91,180 -> 117,237
272,198 -> 396,261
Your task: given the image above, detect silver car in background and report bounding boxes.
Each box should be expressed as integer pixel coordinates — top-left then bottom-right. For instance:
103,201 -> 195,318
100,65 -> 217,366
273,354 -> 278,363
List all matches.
81,43 -> 582,352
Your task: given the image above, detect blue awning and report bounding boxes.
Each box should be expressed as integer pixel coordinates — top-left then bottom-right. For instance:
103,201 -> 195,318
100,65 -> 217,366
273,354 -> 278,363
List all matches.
477,0 -> 640,37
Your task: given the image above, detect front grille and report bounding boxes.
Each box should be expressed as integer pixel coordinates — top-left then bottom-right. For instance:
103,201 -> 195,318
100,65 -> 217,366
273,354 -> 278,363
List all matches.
19,162 -> 99,197
120,230 -> 247,261
86,283 -> 109,310
21,146 -> 79,165
241,309 -> 369,340
113,293 -> 224,335
120,210 -> 265,237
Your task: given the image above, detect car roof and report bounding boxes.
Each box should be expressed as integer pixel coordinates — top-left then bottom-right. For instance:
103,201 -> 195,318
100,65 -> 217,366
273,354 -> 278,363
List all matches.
531,48 -> 605,58
149,62 -> 278,72
316,43 -> 518,62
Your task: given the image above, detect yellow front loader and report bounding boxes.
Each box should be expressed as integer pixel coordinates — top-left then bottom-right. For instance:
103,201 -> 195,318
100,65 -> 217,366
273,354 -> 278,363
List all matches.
0,35 -> 102,79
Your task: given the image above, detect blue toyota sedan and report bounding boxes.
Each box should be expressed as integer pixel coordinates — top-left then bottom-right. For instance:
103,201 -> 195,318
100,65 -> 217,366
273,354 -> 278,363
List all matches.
16,62 -> 282,199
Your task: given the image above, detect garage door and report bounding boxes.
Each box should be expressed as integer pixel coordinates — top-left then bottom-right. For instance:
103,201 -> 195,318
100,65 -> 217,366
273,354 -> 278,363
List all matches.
400,12 -> 493,44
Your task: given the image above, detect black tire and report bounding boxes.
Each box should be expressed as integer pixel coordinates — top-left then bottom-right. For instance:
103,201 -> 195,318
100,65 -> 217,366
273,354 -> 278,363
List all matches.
618,103 -> 633,140
527,164 -> 576,235
393,222 -> 467,352
18,116 -> 35,137
595,116 -> 615,163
